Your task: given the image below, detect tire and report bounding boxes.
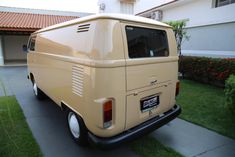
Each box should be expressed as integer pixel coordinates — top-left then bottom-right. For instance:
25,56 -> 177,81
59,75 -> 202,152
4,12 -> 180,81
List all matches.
67,110 -> 88,146
33,82 -> 45,100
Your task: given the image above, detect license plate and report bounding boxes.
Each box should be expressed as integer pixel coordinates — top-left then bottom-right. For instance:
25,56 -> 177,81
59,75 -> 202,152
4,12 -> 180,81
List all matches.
140,95 -> 159,112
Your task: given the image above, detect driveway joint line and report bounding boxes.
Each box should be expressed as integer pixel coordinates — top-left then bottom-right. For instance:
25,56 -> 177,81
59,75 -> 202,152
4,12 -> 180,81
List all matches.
192,142 -> 232,157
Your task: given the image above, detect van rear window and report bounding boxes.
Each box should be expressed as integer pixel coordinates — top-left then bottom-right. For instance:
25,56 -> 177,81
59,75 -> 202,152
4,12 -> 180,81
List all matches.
125,26 -> 169,58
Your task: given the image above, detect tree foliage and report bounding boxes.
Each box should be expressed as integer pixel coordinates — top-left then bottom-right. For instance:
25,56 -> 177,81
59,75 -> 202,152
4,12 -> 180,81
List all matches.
165,20 -> 189,56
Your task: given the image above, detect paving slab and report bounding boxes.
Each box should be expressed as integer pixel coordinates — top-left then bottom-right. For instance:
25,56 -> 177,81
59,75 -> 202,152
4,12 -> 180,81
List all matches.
152,118 -> 235,157
0,76 -> 14,96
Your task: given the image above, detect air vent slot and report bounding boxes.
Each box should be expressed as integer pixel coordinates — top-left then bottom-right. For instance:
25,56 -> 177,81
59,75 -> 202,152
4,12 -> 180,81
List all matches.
72,65 -> 84,97
77,24 -> 90,32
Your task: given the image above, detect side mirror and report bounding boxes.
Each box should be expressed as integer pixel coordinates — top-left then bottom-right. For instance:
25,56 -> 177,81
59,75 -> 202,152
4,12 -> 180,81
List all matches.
22,44 -> 28,52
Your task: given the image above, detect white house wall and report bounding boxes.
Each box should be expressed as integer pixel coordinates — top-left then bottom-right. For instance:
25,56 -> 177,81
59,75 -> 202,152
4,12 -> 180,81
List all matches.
161,0 -> 235,28
160,0 -> 235,58
134,0 -> 174,14
0,36 -> 4,65
3,35 -> 28,61
98,0 -> 136,14
183,22 -> 235,51
98,0 -> 122,13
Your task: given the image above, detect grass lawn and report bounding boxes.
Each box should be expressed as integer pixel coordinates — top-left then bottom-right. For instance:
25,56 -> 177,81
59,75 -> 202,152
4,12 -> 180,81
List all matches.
177,79 -> 235,139
130,136 -> 183,157
0,96 -> 42,157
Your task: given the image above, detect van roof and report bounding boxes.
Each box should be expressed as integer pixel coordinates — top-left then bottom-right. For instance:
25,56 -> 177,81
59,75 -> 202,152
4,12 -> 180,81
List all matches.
35,13 -> 171,33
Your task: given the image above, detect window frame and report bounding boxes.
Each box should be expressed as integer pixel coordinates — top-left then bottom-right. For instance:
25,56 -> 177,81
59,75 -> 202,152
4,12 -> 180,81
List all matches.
215,0 -> 235,7
28,36 -> 36,51
124,25 -> 169,59
120,2 -> 134,14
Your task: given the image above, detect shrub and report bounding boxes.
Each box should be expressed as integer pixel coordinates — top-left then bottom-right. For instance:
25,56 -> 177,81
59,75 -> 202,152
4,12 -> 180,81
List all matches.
225,75 -> 235,112
180,56 -> 235,87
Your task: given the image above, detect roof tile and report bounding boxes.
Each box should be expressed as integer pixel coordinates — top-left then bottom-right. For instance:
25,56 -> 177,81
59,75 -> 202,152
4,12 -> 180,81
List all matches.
0,11 -> 79,31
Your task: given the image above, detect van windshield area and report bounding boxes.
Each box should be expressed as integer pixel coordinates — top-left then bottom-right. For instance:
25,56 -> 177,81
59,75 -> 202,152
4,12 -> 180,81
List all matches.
28,36 -> 36,51
125,26 -> 169,58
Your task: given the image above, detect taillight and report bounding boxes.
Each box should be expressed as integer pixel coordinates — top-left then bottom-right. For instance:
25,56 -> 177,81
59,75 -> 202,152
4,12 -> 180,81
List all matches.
103,99 -> 113,128
176,81 -> 180,96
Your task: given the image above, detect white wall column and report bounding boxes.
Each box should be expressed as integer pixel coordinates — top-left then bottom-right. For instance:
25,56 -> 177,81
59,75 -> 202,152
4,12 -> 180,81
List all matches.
0,36 -> 4,65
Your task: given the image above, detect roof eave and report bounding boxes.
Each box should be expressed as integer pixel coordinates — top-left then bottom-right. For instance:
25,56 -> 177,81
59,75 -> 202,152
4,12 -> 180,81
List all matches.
136,0 -> 179,16
0,27 -> 39,32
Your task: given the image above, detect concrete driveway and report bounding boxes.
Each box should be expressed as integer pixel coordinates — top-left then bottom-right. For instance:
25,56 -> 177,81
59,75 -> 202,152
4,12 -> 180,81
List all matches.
0,66 -> 138,157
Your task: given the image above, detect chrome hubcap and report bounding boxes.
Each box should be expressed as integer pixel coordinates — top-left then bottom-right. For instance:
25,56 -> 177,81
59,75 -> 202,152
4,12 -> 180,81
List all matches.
33,83 -> 38,96
68,112 -> 80,138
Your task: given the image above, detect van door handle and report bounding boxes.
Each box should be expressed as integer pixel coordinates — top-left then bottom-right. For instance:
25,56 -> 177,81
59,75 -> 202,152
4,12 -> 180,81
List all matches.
150,80 -> 157,85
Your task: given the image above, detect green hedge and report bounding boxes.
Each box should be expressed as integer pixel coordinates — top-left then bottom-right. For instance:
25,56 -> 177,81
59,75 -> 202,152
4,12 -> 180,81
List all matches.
225,75 -> 235,112
179,56 -> 235,87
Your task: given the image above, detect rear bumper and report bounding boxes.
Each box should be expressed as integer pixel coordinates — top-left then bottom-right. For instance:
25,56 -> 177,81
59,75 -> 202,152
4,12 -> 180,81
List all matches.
88,104 -> 181,149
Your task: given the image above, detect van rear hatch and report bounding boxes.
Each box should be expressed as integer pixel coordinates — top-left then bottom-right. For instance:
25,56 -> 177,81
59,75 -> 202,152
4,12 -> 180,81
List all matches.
123,25 -> 178,130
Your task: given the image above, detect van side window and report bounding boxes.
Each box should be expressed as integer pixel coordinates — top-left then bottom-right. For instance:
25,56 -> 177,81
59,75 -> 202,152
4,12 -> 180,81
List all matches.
28,36 -> 36,51
125,26 -> 169,58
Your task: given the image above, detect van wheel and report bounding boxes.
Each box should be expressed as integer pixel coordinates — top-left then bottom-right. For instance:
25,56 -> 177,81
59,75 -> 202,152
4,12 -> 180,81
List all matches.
67,110 -> 88,146
33,82 -> 45,100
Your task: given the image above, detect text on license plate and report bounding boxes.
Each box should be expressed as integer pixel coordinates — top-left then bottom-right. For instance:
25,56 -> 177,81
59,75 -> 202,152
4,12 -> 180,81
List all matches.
140,95 -> 160,112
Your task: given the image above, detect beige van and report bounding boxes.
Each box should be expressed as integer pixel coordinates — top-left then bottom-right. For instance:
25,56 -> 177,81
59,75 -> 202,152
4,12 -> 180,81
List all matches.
27,14 -> 181,148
